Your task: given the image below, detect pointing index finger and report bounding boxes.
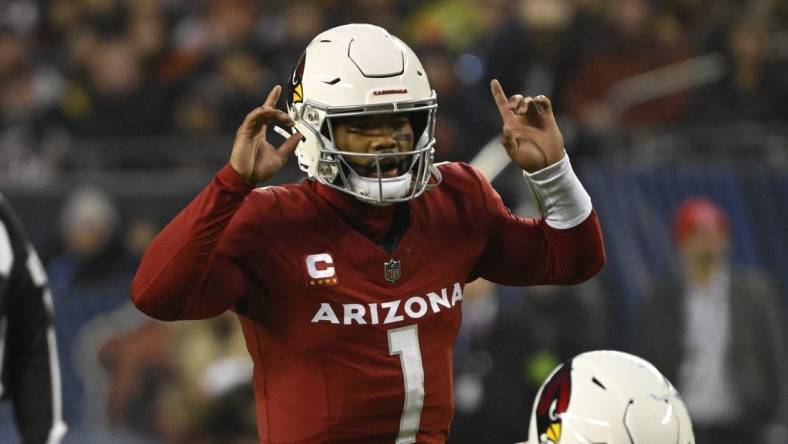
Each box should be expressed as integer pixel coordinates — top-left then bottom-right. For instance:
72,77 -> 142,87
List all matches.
490,79 -> 513,122
263,85 -> 282,108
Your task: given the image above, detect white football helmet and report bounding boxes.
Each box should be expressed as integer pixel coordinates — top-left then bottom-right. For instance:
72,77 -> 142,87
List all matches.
285,24 -> 439,205
524,350 -> 695,444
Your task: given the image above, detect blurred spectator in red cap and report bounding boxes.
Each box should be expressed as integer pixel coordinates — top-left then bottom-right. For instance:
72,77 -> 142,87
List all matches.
633,197 -> 788,444
672,197 -> 729,258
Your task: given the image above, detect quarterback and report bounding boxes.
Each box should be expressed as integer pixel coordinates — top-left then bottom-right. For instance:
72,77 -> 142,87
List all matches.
131,24 -> 604,443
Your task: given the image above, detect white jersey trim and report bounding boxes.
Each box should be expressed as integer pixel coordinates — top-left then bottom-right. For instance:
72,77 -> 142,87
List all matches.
0,219 -> 10,397
0,219 -> 12,276
43,287 -> 67,444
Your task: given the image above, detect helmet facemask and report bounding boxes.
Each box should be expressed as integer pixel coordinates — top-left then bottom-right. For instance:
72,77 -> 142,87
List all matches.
295,98 -> 437,206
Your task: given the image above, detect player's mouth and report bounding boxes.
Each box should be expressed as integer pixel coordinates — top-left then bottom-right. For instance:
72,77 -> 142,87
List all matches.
351,159 -> 402,178
372,162 -> 400,178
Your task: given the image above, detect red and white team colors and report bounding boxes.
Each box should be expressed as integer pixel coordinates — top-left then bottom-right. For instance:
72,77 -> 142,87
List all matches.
131,161 -> 604,443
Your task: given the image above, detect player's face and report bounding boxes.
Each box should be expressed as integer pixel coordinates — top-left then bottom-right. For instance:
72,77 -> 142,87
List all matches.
332,113 -> 414,177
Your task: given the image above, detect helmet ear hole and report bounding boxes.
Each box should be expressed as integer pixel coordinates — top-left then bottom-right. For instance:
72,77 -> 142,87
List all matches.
320,121 -> 332,141
409,111 -> 429,144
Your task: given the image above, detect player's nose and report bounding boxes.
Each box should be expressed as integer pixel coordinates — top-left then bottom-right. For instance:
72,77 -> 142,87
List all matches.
369,131 -> 398,153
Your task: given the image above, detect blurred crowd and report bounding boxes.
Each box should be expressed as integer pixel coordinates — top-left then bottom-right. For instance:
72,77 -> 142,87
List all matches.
1,0 -> 787,443
1,0 -> 787,181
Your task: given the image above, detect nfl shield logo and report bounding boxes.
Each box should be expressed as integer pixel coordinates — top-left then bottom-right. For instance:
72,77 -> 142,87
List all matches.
383,258 -> 401,283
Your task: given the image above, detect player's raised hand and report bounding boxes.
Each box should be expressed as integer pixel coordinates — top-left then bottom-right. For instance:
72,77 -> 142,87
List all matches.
230,85 -> 302,184
490,79 -> 565,172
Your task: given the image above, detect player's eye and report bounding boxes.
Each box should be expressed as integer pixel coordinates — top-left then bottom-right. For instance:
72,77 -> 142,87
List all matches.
345,119 -> 377,133
392,118 -> 409,129
344,115 -> 408,135
350,124 -> 375,132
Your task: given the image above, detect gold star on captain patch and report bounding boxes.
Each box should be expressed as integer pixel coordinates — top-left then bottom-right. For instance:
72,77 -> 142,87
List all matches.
305,274 -> 339,288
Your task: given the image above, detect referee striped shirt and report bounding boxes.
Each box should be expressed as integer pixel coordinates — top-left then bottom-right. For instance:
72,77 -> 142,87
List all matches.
0,194 -> 66,444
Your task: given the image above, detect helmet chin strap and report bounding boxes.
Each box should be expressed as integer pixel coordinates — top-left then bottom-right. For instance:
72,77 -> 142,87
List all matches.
348,172 -> 412,204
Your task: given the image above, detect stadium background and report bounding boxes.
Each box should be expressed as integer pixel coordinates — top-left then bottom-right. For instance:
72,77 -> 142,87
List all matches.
0,0 -> 786,442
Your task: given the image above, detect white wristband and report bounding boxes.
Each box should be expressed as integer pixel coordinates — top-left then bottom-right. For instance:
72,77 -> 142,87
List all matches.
523,153 -> 592,229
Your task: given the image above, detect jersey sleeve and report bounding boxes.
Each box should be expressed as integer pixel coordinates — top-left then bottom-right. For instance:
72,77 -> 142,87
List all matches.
130,164 -> 258,320
467,165 -> 605,286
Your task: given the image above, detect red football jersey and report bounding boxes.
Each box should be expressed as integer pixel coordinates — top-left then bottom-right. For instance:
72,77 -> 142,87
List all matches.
131,162 -> 604,443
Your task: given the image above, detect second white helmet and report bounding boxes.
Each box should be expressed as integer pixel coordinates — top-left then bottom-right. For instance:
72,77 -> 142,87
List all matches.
525,350 -> 695,444
285,24 -> 438,205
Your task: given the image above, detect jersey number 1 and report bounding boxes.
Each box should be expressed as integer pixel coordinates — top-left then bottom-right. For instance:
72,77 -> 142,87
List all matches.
388,325 -> 425,444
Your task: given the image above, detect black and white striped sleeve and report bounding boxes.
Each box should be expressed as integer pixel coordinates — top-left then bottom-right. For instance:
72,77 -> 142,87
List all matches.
0,197 -> 67,444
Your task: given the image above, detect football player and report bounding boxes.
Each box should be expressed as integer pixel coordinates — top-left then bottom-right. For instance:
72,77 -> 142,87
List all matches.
521,350 -> 695,444
131,24 -> 605,443
0,194 -> 67,443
